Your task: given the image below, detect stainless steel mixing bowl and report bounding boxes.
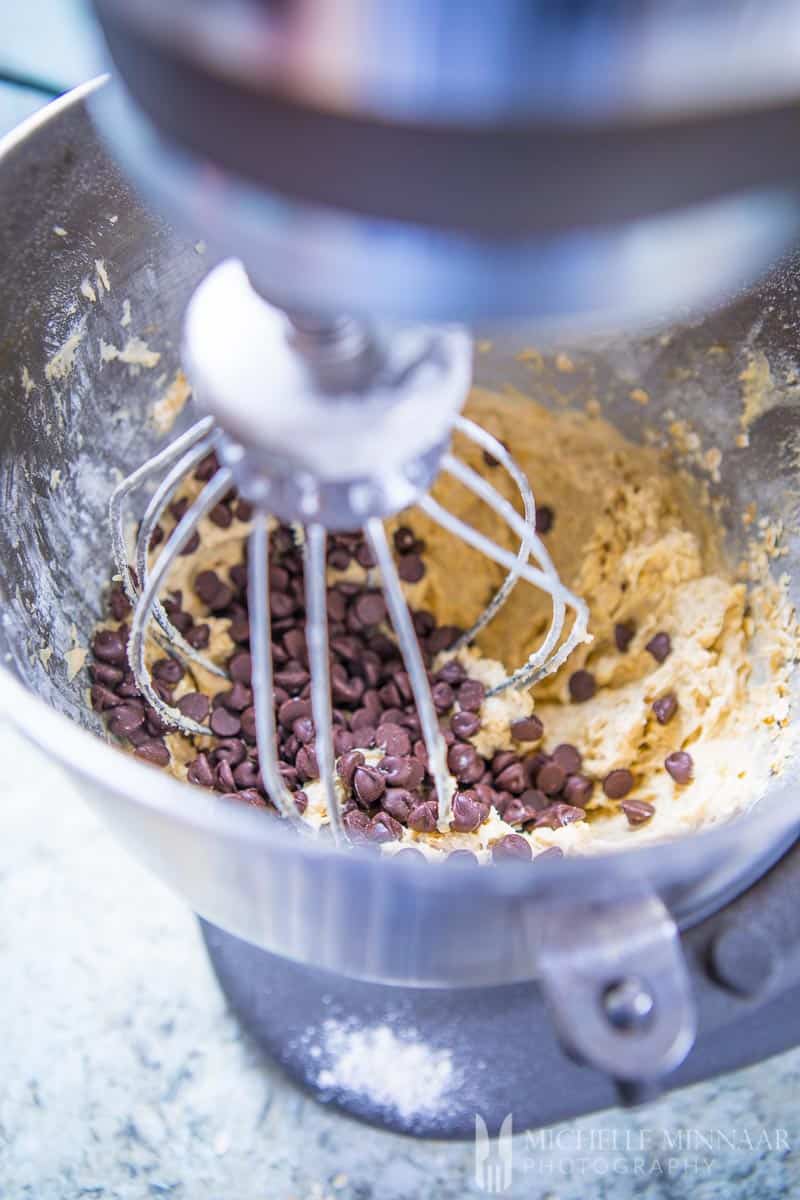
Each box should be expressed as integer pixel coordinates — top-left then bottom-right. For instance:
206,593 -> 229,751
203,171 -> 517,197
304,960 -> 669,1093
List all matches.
1,81 -> 799,1093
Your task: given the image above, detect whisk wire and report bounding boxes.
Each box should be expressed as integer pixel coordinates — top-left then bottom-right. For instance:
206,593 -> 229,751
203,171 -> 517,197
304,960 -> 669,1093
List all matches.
366,518 -> 454,832
446,417 -> 537,655
304,522 -> 346,843
134,433 -> 229,680
419,466 -> 589,692
110,416 -> 215,608
128,467 -> 233,735
248,514 -> 308,830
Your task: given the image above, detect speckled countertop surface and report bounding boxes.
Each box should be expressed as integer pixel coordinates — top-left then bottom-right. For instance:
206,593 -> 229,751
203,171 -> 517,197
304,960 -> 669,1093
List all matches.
4,9 -> 800,1198
2,718 -> 800,1200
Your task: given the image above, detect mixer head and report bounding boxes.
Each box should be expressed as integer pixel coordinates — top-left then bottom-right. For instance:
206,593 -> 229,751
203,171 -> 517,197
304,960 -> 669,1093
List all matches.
89,0 -> 800,326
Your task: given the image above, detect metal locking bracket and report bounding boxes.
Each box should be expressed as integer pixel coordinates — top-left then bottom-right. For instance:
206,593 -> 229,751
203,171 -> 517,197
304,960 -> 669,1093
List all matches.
537,892 -> 697,1105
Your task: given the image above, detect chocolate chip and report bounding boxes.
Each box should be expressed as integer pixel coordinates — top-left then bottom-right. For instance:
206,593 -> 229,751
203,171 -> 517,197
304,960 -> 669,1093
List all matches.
333,727 -> 358,755
552,743 -> 582,774
283,628 -> 308,667
621,799 -> 655,826
436,659 -> 466,686
278,763 -> 299,791
407,801 -> 438,833
343,809 -> 370,844
292,715 -> 315,744
135,740 -> 170,767
398,554 -> 425,583
338,750 -> 366,788
233,760 -> 262,790
295,746 -> 319,782
274,665 -> 309,693
293,790 -> 308,815
535,505 -> 554,535
393,526 -> 417,554
665,751 -> 693,784
194,451 -> 219,481
379,755 -> 425,789
614,621 -> 636,653
91,683 -> 123,713
447,742 -> 484,784
492,750 -> 519,775
212,738 -> 247,766
500,797 -> 530,827
520,787 -> 549,813
187,754 -> 214,788
537,761 -> 566,796
108,704 -> 145,738
451,710 -> 481,740
495,761 -> 528,794
221,682 -> 253,712
510,715 -> 544,742
354,592 -> 386,627
152,657 -> 184,685
382,789 -> 414,823
235,788 -> 267,808
563,775 -> 593,807
92,629 -> 126,665
646,631 -> 672,663
412,610 -> 435,638
209,502 -> 233,529
375,723 -> 412,757
210,708 -> 242,737
356,542 -> 377,569
91,661 -> 124,687
177,531 -> 201,557
535,846 -> 564,861
270,591 -> 295,620
177,692 -> 210,723
568,670 -> 596,703
194,570 -> 224,607
603,768 -> 634,799
492,834 -> 533,862
533,803 -> 586,829
278,698 -> 312,729
431,681 -> 454,713
228,614 -> 250,644
240,707 -> 257,742
108,584 -> 131,621
367,812 -> 403,843
457,679 -> 485,713
523,752 -> 549,786
451,791 -> 484,833
653,693 -> 678,725
185,624 -> 211,649
353,765 -> 386,805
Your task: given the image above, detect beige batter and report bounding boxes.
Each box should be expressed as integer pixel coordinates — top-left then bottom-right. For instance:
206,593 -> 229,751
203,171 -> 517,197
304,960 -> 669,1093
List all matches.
121,389 -> 797,861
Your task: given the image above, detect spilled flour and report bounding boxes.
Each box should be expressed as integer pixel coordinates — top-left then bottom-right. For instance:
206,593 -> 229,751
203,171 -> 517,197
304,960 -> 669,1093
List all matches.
312,1021 -> 457,1121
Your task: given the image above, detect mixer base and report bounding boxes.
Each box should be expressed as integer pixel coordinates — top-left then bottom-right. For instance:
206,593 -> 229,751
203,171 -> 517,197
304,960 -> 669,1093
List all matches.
200,842 -> 800,1139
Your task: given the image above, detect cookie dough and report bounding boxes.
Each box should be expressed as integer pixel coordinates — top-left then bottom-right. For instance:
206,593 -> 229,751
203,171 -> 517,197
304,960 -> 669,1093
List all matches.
93,389 -> 798,862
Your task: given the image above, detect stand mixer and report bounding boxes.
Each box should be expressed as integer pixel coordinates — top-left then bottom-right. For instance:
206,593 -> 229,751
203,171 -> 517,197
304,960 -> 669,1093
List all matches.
2,0 -> 800,1138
